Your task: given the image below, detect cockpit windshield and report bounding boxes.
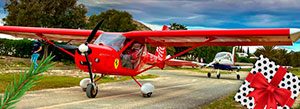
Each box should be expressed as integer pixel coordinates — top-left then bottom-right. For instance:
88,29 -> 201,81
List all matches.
94,33 -> 126,51
215,52 -> 232,61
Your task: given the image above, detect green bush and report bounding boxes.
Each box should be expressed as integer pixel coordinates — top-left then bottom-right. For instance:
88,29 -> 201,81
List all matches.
0,39 -> 74,62
0,39 -> 33,58
237,57 -> 256,63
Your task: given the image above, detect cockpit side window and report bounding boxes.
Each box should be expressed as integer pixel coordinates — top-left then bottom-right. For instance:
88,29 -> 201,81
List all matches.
121,41 -> 144,69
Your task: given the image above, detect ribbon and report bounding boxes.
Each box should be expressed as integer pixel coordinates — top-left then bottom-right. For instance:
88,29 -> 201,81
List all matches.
246,66 -> 295,109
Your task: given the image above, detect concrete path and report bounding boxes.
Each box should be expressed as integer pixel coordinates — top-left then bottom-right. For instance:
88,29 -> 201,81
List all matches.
16,70 -> 246,109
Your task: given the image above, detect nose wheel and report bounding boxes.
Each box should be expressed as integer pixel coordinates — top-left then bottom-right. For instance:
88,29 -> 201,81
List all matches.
237,74 -> 240,80
207,72 -> 211,78
86,83 -> 98,98
78,20 -> 104,98
216,73 -> 221,79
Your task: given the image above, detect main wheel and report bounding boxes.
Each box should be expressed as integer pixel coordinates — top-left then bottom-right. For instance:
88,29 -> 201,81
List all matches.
143,92 -> 152,97
141,83 -> 154,98
237,74 -> 240,80
86,83 -> 98,98
217,74 -> 221,79
207,72 -> 211,78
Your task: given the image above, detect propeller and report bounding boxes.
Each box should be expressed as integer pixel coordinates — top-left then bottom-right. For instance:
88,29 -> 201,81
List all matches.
78,20 -> 104,85
86,20 -> 104,43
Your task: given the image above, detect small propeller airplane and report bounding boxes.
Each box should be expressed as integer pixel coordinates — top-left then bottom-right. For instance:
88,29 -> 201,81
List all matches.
204,47 -> 253,80
0,20 -> 299,98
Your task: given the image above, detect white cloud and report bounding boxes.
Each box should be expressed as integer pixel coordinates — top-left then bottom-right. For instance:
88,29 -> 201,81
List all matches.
140,21 -> 163,30
0,19 -> 3,26
245,14 -> 288,27
187,26 -> 224,30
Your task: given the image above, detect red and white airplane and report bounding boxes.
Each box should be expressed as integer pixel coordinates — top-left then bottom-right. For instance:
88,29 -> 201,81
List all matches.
0,21 -> 299,98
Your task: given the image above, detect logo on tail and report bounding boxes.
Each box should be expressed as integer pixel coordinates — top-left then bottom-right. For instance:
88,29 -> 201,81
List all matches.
155,46 -> 166,69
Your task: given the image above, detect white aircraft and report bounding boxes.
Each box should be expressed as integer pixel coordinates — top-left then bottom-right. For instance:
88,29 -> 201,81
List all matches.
205,47 -> 253,80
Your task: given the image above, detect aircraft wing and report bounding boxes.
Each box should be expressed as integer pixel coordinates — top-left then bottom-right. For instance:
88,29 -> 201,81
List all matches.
165,59 -> 199,67
0,26 -> 299,47
239,66 -> 253,69
123,28 -> 300,46
0,26 -> 103,44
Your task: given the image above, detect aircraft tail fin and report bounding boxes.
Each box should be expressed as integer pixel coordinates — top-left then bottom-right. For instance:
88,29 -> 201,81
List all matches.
155,46 -> 167,69
155,25 -> 168,69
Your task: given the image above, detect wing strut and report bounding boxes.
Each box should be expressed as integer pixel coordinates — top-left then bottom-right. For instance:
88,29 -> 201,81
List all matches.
36,33 -> 75,57
137,37 -> 216,74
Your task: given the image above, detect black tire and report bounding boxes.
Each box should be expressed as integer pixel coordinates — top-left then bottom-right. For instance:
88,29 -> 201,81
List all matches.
217,74 -> 221,79
207,72 -> 211,78
86,83 -> 98,98
237,74 -> 240,80
143,92 -> 152,98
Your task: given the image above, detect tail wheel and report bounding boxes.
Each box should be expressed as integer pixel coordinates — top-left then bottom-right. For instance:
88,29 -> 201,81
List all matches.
86,83 -> 98,98
217,74 -> 221,79
207,72 -> 211,78
237,74 -> 240,80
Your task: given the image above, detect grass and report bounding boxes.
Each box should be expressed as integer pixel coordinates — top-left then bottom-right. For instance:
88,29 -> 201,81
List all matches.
0,73 -> 158,93
290,68 -> 300,76
201,93 -> 244,109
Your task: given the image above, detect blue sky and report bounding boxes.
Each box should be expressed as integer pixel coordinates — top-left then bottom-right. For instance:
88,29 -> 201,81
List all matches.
0,0 -> 299,52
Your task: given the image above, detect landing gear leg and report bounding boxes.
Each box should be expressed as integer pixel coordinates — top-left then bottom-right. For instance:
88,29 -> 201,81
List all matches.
131,76 -> 154,98
216,69 -> 221,79
84,52 -> 98,98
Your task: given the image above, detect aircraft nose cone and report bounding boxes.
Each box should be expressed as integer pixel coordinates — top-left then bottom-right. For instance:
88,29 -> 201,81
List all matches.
78,44 -> 89,53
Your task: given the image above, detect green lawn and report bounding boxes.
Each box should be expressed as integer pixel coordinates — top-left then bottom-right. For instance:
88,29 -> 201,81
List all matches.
0,73 -> 158,93
201,93 -> 244,109
290,68 -> 300,75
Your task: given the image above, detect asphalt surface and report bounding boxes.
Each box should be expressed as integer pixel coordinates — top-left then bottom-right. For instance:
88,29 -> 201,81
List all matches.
16,70 -> 246,109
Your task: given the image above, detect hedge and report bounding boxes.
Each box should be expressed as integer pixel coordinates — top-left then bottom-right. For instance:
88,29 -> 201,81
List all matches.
0,39 -> 75,62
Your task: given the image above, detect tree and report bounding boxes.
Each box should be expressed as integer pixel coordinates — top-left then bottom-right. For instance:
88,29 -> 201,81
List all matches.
87,9 -> 137,32
290,52 -> 300,67
3,0 -> 87,29
168,23 -> 188,56
167,23 -> 234,62
254,46 -> 293,66
254,46 -> 275,58
169,23 -> 187,30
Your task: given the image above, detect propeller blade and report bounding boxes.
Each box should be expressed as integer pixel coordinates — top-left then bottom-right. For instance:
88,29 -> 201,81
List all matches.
86,20 -> 104,43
